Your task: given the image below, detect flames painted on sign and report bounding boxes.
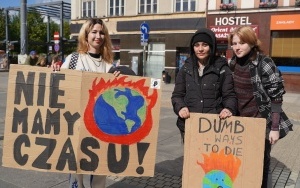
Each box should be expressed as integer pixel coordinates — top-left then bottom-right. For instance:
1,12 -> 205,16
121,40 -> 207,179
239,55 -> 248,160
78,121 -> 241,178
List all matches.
197,149 -> 241,188
84,76 -> 158,145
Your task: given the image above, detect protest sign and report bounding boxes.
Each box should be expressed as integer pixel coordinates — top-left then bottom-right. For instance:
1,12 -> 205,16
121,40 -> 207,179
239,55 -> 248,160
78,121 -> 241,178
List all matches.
2,65 -> 161,176
183,113 -> 266,187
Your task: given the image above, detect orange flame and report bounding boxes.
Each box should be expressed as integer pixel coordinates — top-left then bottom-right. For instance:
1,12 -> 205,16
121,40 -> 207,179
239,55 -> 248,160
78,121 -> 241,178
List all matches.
84,76 -> 158,144
197,149 -> 241,181
89,76 -> 157,106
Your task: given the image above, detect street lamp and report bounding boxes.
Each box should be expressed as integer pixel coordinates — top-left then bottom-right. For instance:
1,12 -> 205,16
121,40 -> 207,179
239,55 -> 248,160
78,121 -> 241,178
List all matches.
206,0 -> 209,27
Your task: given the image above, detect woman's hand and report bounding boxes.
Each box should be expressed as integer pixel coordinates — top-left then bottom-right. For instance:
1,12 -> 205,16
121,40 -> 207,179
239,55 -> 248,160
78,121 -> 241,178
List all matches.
51,62 -> 61,72
179,107 -> 190,119
219,108 -> 232,119
269,130 -> 279,145
113,70 -> 121,77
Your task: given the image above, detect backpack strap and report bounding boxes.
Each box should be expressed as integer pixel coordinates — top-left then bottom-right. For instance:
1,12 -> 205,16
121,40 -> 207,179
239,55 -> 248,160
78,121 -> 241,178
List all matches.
69,52 -> 79,70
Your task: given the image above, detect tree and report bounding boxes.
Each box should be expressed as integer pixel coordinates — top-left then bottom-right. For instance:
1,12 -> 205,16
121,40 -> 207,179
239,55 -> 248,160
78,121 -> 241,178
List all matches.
5,8 -> 71,55
9,13 -> 20,53
8,9 -> 46,54
62,20 -> 76,55
27,9 -> 47,53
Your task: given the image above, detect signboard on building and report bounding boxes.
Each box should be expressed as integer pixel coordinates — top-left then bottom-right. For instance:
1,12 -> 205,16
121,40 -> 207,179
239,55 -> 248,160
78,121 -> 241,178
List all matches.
270,14 -> 300,30
208,16 -> 259,39
210,25 -> 259,39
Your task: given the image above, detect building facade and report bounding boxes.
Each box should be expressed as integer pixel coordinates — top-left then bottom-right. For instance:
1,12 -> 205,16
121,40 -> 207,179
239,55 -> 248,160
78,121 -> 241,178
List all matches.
208,0 -> 300,92
69,0 -> 300,90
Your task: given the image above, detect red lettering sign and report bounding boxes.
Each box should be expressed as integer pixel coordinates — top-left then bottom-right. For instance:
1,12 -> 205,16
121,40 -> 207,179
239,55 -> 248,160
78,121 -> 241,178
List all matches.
210,25 -> 259,39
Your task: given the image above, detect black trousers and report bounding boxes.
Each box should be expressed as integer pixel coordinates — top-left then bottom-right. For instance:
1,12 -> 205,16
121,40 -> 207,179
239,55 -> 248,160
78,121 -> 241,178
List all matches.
262,139 -> 272,188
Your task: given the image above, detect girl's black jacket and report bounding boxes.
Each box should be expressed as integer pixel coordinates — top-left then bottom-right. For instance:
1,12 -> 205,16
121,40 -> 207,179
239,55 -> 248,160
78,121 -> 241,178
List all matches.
171,56 -> 237,132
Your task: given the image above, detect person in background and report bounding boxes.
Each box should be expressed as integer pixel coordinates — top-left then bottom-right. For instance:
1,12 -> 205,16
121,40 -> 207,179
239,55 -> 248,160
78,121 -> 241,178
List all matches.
0,56 -> 8,69
228,25 -> 293,188
113,59 -> 120,67
53,18 -> 120,188
24,50 -> 38,66
36,56 -> 47,67
47,52 -> 53,67
171,28 -> 237,142
51,54 -> 63,70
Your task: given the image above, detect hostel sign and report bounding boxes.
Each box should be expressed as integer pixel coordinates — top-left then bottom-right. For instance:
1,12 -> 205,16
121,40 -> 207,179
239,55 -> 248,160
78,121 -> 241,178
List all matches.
210,16 -> 259,39
210,25 -> 259,39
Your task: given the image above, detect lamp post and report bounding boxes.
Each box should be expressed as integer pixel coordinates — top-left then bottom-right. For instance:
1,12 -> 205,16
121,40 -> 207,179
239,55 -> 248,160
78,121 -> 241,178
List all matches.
205,0 -> 209,27
20,0 -> 27,55
5,9 -> 10,68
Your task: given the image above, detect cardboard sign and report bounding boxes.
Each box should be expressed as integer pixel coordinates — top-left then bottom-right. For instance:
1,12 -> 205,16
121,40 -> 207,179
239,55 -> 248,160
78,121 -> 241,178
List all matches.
183,113 -> 266,188
2,65 -> 161,176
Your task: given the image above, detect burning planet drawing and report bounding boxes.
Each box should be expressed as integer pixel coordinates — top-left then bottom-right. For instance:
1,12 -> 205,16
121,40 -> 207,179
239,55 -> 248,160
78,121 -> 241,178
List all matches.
84,76 -> 158,145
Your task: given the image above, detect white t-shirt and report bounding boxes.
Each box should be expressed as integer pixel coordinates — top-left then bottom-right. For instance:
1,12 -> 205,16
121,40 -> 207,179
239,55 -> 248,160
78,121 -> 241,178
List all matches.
61,52 -> 110,188
61,53 -> 112,73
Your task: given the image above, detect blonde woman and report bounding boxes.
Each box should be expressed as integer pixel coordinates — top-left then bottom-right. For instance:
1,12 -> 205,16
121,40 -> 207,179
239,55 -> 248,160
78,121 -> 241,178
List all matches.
36,56 -> 47,67
57,18 -> 115,73
54,18 -> 119,188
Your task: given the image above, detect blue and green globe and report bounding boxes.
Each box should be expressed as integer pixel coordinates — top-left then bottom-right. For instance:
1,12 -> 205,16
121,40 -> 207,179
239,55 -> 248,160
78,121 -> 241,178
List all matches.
94,87 -> 146,135
203,170 -> 233,188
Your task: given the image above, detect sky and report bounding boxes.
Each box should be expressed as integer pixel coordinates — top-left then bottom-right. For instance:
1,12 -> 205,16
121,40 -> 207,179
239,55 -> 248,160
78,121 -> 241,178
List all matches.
0,0 -> 70,8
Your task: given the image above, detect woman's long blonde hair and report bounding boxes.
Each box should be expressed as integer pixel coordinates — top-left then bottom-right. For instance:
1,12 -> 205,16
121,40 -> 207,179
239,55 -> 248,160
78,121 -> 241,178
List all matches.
77,18 -> 114,64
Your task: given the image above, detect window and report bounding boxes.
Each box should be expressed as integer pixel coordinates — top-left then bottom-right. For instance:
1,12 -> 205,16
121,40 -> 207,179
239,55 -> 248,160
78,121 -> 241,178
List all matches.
145,43 -> 165,79
175,0 -> 196,12
109,0 -> 124,16
220,0 -> 237,10
139,0 -> 157,14
259,0 -> 278,8
260,0 -> 278,2
221,0 -> 237,4
271,31 -> 300,58
82,0 -> 95,18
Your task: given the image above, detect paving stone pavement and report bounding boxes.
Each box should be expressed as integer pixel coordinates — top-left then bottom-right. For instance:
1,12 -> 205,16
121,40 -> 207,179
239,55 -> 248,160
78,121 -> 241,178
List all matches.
1,70 -> 300,188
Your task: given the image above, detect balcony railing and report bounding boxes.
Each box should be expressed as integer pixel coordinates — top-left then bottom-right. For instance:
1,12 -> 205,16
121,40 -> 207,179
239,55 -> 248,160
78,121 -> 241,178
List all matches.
259,2 -> 278,8
220,3 -> 236,11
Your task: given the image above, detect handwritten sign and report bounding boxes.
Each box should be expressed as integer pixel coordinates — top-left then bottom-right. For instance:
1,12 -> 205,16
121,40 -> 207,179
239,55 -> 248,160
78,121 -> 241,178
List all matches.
183,113 -> 266,187
2,65 -> 161,176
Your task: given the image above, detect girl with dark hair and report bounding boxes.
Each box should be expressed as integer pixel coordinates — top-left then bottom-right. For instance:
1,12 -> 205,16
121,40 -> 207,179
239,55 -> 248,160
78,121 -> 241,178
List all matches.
171,28 -> 237,141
